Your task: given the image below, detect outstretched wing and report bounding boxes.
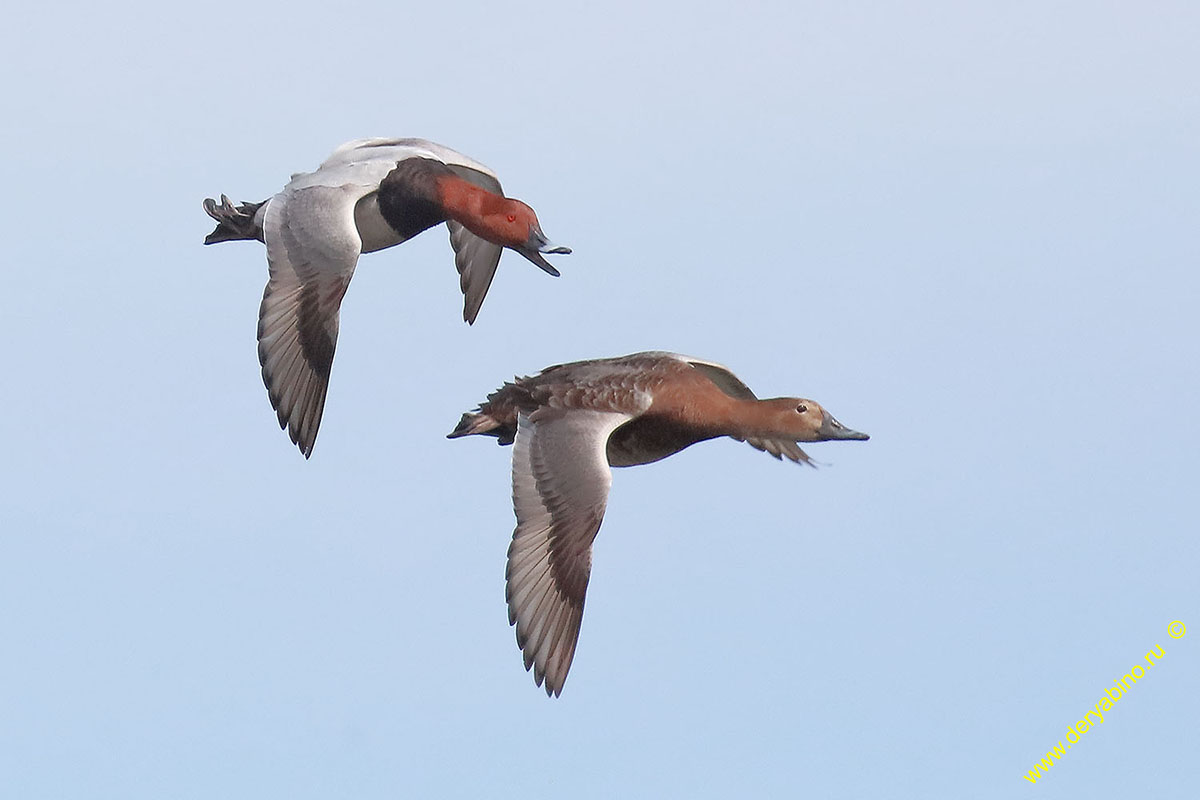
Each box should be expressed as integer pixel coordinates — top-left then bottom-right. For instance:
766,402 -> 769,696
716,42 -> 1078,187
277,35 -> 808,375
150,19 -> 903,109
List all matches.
506,407 -> 634,696
445,165 -> 505,324
258,183 -> 366,457
686,358 -> 758,400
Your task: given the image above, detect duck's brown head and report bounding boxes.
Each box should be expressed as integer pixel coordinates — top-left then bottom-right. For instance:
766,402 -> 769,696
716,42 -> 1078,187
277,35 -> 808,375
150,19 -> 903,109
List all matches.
474,197 -> 571,276
756,398 -> 870,443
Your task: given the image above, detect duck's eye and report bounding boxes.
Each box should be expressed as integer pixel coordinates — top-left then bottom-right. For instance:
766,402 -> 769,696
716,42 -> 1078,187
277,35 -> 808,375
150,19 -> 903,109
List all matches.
507,214 -> 517,223
796,404 -> 808,414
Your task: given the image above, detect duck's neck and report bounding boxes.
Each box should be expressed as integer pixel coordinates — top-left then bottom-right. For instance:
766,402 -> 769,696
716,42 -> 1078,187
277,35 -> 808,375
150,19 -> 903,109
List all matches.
660,380 -> 774,439
713,396 -> 784,440
378,159 -> 492,242
436,175 -> 508,238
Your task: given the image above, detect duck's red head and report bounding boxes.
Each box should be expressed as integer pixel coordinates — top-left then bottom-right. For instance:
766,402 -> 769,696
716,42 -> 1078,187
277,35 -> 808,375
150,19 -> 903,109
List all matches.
439,175 -> 571,276
476,197 -> 571,276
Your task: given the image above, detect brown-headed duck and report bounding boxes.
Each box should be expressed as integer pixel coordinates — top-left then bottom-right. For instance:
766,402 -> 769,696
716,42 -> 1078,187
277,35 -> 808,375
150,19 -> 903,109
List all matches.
448,351 -> 868,696
203,137 -> 570,457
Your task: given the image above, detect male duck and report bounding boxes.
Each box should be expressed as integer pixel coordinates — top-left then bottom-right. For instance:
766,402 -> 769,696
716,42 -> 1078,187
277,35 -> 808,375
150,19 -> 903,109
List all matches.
448,351 -> 869,696
203,137 -> 570,457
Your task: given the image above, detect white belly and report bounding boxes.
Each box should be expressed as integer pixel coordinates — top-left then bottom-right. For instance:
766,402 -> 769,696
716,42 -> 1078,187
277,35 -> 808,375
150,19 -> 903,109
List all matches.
354,193 -> 409,253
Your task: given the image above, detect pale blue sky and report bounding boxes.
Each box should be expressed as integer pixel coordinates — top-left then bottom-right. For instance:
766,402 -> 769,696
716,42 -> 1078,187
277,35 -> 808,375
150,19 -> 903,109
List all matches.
2,1 -> 1197,797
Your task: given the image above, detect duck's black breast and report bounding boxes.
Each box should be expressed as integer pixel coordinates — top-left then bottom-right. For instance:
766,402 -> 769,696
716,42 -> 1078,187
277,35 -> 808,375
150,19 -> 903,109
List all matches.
376,157 -> 456,239
606,416 -> 713,467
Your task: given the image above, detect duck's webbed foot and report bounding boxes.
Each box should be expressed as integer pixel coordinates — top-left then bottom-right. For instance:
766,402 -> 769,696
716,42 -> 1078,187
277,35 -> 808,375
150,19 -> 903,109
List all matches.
202,194 -> 266,244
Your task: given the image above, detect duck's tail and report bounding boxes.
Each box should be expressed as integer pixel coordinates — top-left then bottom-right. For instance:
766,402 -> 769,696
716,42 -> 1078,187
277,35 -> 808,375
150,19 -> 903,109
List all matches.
446,411 -> 515,444
447,382 -> 531,444
202,195 -> 267,244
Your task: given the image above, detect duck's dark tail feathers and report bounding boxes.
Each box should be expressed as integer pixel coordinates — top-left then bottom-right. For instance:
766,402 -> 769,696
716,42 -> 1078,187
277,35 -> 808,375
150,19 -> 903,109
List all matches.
448,411 -> 499,440
446,411 -> 516,444
447,382 -> 529,444
203,195 -> 266,244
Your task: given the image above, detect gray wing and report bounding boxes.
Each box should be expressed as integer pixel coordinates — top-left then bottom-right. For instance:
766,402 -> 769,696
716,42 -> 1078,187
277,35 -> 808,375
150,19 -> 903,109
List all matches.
445,165 -> 505,324
686,359 -> 757,400
687,359 -> 814,465
258,184 -> 365,457
320,138 -> 498,178
506,407 -> 634,696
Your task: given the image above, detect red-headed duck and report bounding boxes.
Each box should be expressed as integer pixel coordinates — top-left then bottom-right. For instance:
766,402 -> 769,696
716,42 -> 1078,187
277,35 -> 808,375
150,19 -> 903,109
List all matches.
447,351 -> 869,696
203,137 -> 570,457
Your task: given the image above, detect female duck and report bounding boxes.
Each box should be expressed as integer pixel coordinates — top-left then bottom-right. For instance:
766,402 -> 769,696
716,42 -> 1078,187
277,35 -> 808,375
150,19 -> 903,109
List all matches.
448,351 -> 868,696
203,137 -> 570,457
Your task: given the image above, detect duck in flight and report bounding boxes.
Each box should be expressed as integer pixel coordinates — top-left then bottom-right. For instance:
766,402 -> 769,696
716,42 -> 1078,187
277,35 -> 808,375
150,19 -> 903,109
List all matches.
448,351 -> 869,696
203,137 -> 570,457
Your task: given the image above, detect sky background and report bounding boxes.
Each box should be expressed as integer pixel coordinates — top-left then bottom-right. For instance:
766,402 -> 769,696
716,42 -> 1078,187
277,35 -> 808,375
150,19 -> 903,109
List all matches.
2,1 -> 1197,797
